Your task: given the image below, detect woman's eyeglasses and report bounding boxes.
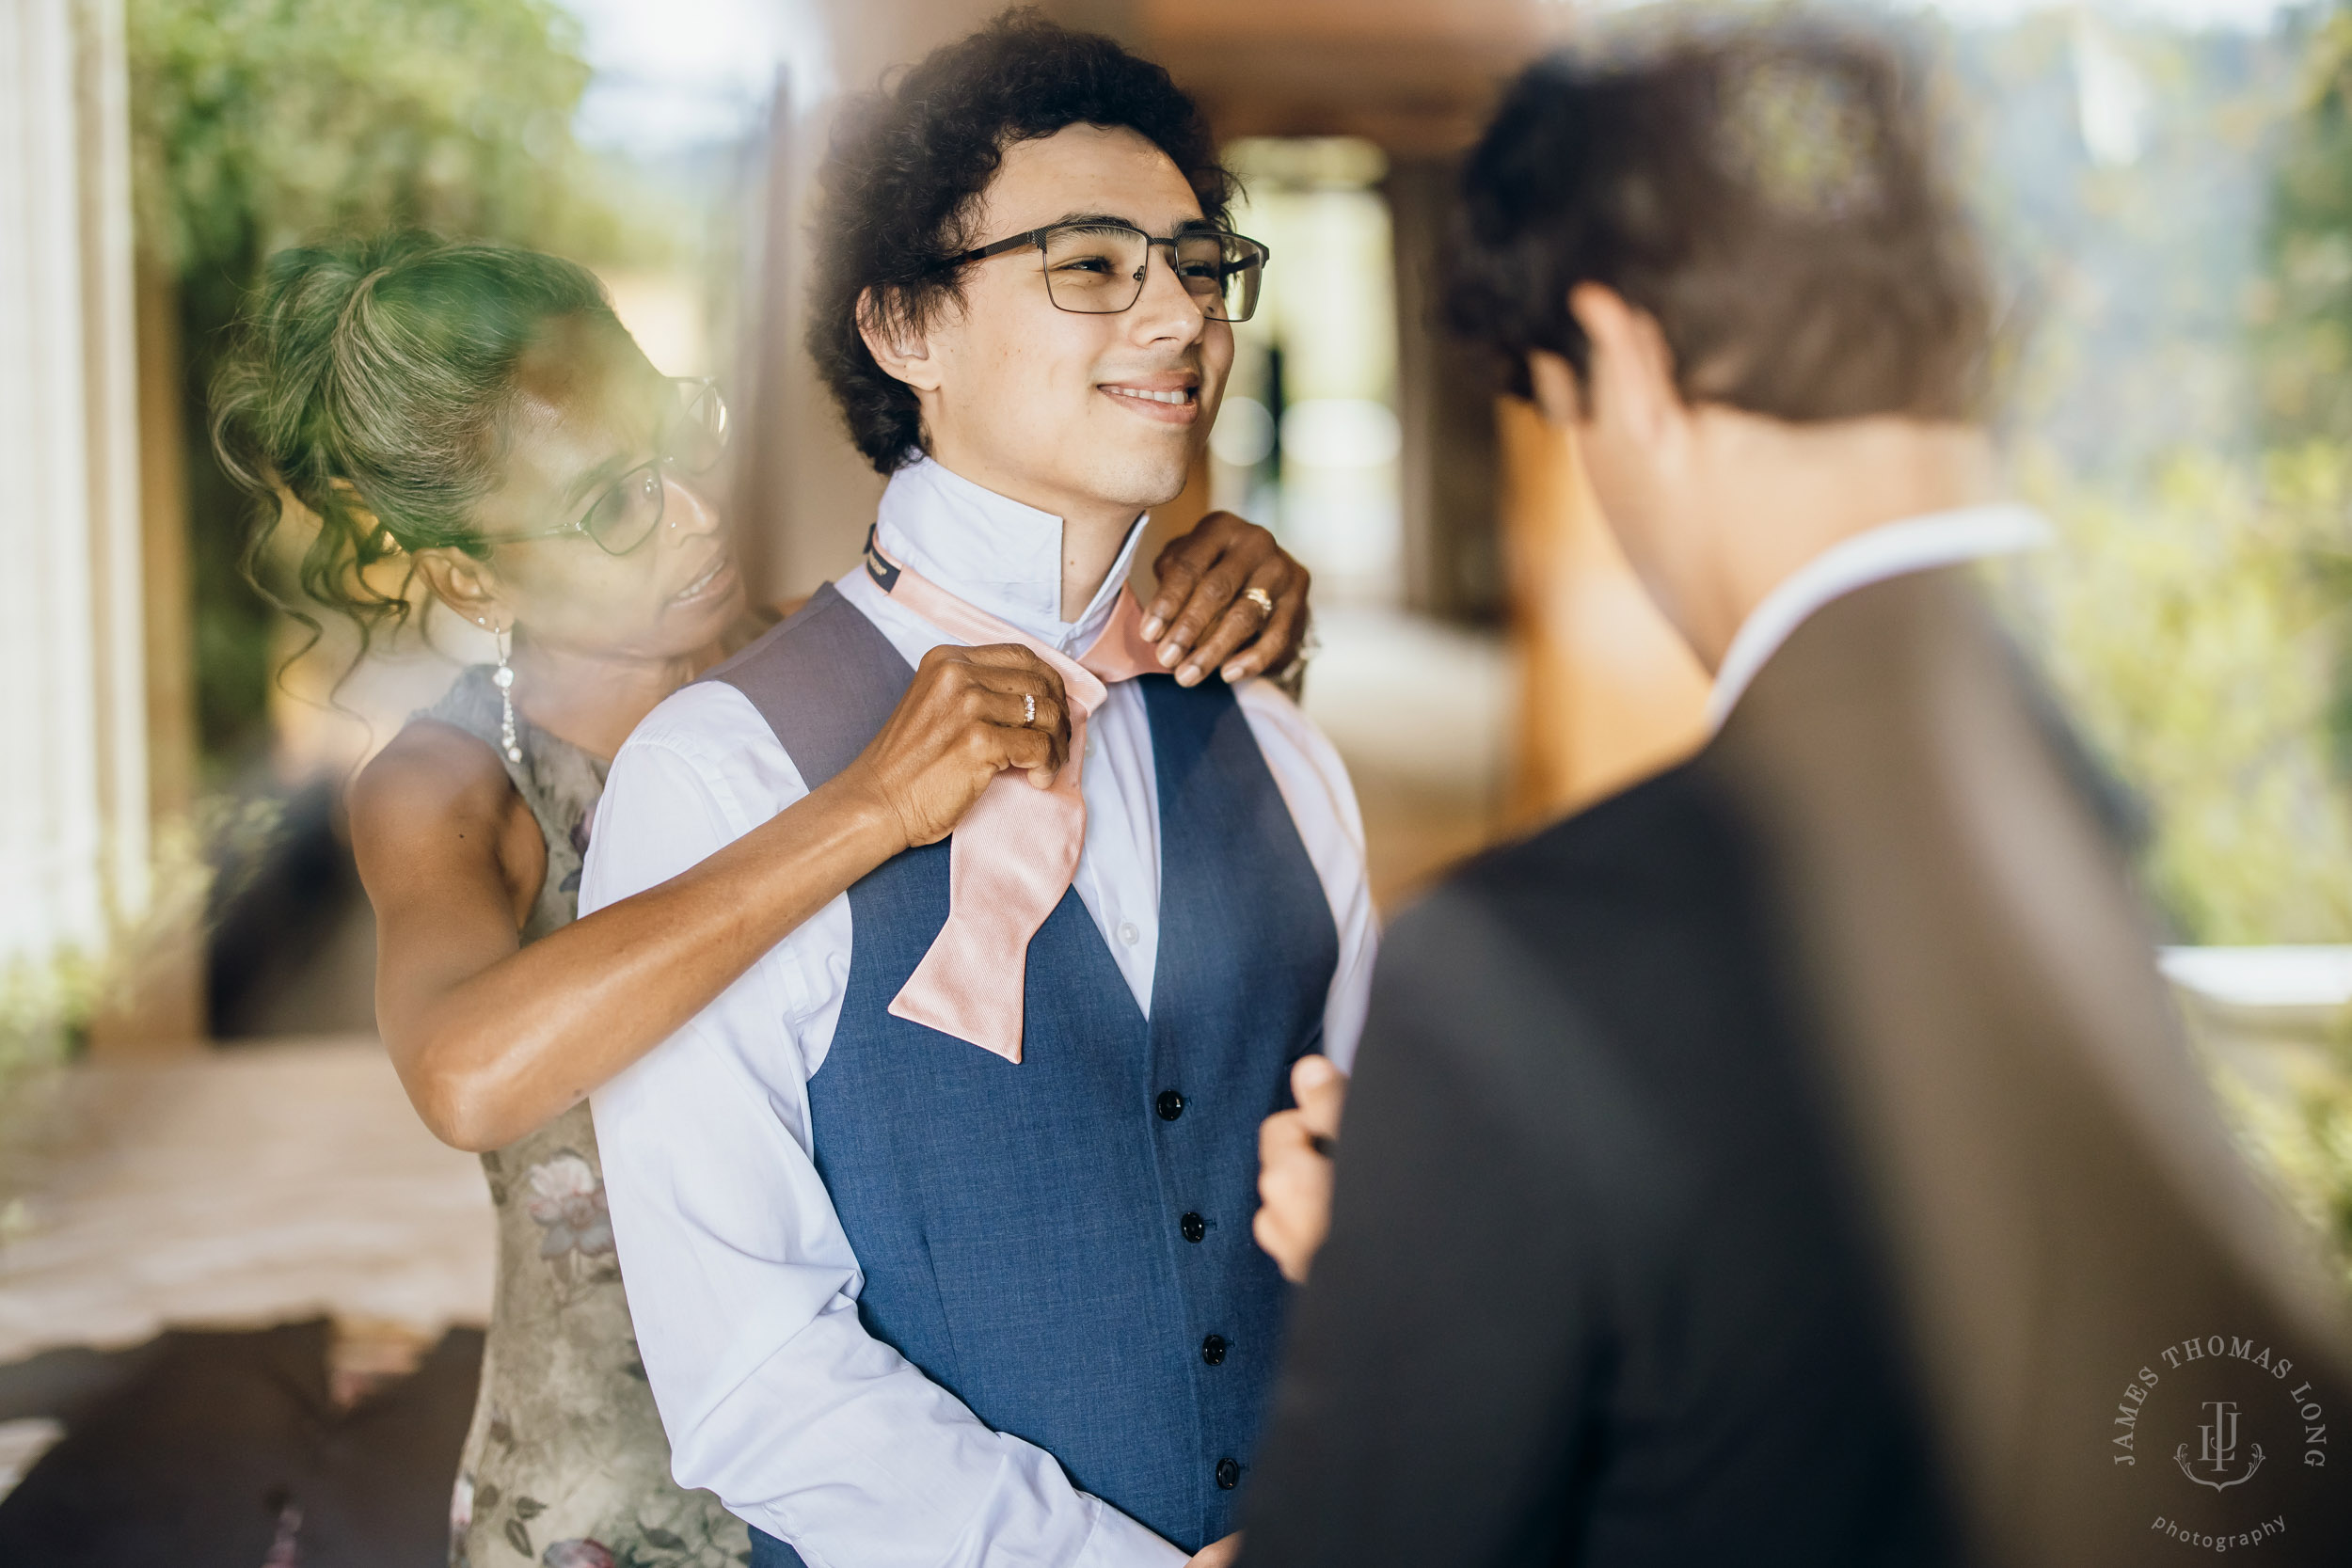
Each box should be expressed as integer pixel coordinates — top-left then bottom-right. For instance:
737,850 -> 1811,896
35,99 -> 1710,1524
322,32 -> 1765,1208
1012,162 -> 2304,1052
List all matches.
946,221 -> 1271,323
491,377 -> 728,556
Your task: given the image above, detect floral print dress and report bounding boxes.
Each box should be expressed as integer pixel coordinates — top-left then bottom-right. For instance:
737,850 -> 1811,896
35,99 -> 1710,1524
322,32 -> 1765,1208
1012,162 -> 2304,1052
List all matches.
421,667 -> 750,1568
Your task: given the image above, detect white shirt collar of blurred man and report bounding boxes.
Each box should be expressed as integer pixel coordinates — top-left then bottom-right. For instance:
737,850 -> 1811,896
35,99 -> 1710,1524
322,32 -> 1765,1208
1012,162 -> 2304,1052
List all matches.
1707,504 -> 2055,732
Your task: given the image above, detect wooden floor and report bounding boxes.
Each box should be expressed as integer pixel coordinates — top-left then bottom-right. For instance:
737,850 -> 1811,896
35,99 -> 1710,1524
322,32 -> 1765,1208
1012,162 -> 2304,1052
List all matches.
0,1037 -> 494,1519
0,1037 -> 493,1371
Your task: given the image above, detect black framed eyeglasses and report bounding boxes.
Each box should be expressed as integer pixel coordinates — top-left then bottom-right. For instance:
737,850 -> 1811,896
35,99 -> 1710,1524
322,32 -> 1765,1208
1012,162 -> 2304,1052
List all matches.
946,221 -> 1271,323
490,377 -> 729,556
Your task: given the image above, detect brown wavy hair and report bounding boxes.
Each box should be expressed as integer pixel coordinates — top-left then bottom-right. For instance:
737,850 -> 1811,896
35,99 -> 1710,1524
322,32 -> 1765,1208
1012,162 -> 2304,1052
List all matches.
806,8 -> 1234,473
1447,11 -> 1993,422
210,230 -> 616,667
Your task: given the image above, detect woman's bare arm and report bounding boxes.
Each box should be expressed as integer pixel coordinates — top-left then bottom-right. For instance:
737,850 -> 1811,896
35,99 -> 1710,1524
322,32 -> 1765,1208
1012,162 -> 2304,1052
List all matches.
357,515 -> 1314,1153
355,643 -> 1071,1152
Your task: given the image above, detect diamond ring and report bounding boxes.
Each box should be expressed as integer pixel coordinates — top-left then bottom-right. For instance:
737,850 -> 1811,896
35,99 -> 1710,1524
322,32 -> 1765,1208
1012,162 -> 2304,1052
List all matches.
1243,586 -> 1276,619
1024,693 -> 1036,724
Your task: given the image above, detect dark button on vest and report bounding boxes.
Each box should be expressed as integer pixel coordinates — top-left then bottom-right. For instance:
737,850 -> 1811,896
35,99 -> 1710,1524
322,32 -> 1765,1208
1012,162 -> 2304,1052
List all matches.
1201,1334 -> 1228,1366
1216,1457 -> 1241,1491
1156,1089 -> 1186,1120
1181,1211 -> 1207,1243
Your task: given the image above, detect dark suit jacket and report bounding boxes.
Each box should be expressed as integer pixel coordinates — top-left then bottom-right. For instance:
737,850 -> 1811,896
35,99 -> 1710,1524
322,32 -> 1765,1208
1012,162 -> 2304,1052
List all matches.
1238,568 -> 2352,1568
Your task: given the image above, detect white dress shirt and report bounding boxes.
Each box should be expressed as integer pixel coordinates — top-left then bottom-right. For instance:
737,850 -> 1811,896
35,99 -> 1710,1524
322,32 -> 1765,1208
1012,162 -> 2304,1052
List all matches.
582,457 -> 1379,1568
1705,502 -> 2054,731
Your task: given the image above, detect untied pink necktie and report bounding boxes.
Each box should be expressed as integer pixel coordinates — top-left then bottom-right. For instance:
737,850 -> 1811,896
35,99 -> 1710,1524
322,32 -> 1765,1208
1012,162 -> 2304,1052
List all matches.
872,541 -> 1164,1063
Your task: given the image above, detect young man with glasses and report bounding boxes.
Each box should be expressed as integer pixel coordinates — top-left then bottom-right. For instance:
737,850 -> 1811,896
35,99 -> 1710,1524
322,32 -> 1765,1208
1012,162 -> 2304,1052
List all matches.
579,15 -> 1375,1568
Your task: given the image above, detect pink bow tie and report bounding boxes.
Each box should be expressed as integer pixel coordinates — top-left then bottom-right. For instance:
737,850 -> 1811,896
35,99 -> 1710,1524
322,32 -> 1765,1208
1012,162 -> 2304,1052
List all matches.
874,544 -> 1164,1063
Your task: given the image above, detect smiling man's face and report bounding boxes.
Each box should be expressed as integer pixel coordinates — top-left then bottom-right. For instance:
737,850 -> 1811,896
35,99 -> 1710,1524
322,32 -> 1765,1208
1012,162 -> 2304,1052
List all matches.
882,123 -> 1233,533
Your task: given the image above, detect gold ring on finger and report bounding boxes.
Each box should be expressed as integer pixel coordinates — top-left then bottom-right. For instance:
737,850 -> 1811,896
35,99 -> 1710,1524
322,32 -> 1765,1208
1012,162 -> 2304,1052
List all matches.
1243,586 -> 1276,619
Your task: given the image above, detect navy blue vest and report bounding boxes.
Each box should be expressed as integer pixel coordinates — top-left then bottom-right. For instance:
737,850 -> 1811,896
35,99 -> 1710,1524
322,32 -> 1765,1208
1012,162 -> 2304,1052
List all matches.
706,584 -> 1339,1562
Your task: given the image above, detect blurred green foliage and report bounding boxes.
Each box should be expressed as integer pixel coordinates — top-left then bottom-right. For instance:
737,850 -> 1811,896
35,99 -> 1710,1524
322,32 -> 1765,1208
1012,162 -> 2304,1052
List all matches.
2012,5 -> 2352,1280
2196,998 -> 2352,1289
2012,441 -> 2352,945
129,0 -> 631,284
127,0 -> 650,768
1955,12 -> 2339,943
1952,10 -> 2352,1275
2244,1051 -> 2352,1287
2264,8 -> 2352,443
2250,8 -> 2352,1284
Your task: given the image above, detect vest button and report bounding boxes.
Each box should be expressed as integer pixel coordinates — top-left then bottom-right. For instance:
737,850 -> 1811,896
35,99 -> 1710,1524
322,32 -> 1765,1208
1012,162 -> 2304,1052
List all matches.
1155,1090 -> 1185,1121
1200,1334 -> 1227,1366
1215,1457 -> 1241,1490
1180,1211 -> 1206,1243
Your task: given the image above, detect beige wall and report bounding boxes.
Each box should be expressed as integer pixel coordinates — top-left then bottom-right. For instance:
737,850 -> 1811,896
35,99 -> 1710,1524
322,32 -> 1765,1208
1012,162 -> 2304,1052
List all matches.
1497,398 -> 1709,826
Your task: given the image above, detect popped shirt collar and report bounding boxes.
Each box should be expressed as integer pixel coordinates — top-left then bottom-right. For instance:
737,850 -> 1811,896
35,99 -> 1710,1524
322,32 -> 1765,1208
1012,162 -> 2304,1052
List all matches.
872,456 -> 1146,656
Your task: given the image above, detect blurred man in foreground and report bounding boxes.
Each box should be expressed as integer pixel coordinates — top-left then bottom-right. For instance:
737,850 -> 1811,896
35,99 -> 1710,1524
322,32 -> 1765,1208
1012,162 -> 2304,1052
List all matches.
1241,14 -> 2352,1567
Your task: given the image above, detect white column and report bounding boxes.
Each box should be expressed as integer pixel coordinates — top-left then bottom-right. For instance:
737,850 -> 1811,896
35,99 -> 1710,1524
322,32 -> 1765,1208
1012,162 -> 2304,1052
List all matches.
77,0 -> 150,928
0,0 -> 149,1018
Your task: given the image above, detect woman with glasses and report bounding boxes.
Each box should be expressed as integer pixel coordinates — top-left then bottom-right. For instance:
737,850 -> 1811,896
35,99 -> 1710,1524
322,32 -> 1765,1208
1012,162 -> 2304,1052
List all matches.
211,230 -> 1313,1568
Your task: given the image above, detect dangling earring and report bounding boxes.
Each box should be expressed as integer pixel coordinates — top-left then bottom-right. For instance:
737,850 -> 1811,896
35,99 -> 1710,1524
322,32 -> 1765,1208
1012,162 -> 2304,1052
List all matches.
492,623 -> 522,764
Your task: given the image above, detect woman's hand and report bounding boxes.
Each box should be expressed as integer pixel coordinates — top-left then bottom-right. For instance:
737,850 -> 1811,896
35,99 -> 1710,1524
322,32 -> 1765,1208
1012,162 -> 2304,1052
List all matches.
1255,1054 -> 1348,1284
1143,511 -> 1311,689
365,642 -> 1070,1153
834,642 -> 1073,849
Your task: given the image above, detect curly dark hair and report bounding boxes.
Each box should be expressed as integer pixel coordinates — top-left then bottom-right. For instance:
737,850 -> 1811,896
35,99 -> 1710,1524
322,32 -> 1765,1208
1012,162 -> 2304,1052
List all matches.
807,8 -> 1235,472
1446,11 -> 1992,423
210,230 -> 616,667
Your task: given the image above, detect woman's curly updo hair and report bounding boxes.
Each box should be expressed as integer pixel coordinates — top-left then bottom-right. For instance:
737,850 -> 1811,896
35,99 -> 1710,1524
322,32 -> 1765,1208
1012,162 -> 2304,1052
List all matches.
807,8 -> 1235,473
211,230 -> 617,657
